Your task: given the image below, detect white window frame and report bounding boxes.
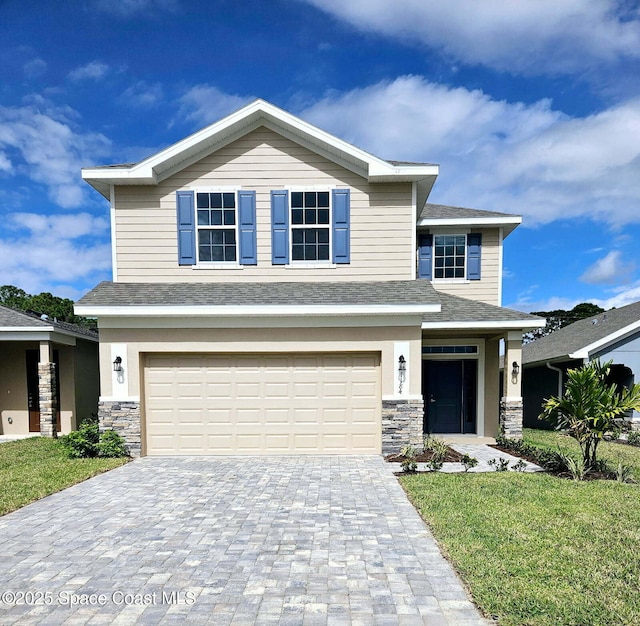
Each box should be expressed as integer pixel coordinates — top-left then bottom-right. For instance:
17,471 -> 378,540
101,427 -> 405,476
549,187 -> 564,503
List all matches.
287,186 -> 334,267
193,187 -> 241,269
429,227 -> 470,283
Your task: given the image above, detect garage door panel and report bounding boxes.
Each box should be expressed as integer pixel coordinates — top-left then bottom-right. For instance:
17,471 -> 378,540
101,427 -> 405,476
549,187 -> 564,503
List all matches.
145,352 -> 380,455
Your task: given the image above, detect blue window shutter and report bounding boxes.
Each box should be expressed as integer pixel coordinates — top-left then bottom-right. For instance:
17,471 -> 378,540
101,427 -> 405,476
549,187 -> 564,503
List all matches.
176,191 -> 195,265
238,190 -> 257,265
332,188 -> 350,264
467,233 -> 482,280
417,233 -> 433,279
271,190 -> 289,265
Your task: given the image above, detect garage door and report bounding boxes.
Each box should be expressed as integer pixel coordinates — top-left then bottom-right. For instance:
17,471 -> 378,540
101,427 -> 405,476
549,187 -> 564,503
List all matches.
144,353 -> 381,455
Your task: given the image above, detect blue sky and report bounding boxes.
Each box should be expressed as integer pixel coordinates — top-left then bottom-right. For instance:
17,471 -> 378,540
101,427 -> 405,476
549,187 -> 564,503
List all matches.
1,0 -> 640,312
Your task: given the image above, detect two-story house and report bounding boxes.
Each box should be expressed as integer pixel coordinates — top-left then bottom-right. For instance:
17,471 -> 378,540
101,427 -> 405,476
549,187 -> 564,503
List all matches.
75,100 -> 543,457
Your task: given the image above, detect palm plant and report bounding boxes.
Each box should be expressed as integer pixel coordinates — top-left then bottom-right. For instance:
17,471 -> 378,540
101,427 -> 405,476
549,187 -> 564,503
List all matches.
540,360 -> 640,471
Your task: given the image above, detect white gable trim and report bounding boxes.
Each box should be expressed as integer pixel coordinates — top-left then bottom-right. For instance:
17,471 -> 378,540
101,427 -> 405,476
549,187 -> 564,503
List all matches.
82,100 -> 439,200
569,319 -> 640,359
422,319 -> 545,330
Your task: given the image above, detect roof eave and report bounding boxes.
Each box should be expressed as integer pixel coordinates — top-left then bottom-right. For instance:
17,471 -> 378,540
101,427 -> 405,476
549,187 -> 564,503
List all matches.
418,216 -> 522,236
422,319 -> 546,330
75,303 -> 441,317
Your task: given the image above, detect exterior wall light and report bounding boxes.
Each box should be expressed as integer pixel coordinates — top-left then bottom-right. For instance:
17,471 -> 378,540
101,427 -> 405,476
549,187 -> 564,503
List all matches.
398,355 -> 407,394
511,361 -> 520,382
113,356 -> 123,372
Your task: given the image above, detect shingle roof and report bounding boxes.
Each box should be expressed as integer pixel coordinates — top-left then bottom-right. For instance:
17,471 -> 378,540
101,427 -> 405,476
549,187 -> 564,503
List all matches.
420,203 -> 519,220
0,305 -> 98,340
76,280 -> 441,307
76,281 -> 542,328
425,292 -> 543,324
523,301 -> 640,364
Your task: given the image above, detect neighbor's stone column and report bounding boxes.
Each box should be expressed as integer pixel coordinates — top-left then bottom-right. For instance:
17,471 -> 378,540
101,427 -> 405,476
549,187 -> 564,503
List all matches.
500,398 -> 523,440
382,399 -> 424,455
38,362 -> 58,438
99,400 -> 141,457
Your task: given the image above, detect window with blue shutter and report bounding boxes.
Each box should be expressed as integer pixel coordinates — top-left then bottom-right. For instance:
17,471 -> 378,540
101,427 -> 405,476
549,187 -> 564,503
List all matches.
271,190 -> 289,264
467,233 -> 482,280
176,191 -> 196,265
238,190 -> 257,265
332,188 -> 350,264
417,233 -> 433,279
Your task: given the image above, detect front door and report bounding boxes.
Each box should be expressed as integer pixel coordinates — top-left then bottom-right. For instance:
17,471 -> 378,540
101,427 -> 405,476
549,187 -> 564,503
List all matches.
26,350 -> 61,433
423,360 -> 477,434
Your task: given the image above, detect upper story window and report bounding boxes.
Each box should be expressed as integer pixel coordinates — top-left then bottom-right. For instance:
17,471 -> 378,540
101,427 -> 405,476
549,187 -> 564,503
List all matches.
176,189 -> 257,267
196,192 -> 237,262
271,188 -> 349,266
418,232 -> 482,281
434,234 -> 465,279
291,191 -> 331,262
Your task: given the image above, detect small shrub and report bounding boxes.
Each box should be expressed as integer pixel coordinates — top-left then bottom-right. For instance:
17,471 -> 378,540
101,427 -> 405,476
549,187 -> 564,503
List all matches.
400,444 -> 417,473
627,431 -> 640,446
615,461 -> 635,484
97,430 -> 128,458
427,437 -> 448,472
461,454 -> 478,472
560,453 -> 588,481
60,419 -> 99,458
488,458 -> 510,472
512,459 -> 528,472
60,417 -> 128,459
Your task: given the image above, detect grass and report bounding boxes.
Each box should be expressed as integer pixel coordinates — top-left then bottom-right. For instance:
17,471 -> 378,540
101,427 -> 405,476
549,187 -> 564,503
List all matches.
523,427 -> 640,481
401,470 -> 640,626
0,437 -> 128,516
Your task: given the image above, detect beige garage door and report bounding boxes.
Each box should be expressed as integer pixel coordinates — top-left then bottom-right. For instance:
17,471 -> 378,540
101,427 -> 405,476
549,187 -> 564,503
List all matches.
144,353 -> 381,455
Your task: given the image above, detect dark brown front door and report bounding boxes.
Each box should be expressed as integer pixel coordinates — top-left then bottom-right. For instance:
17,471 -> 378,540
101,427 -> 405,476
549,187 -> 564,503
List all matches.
26,350 -> 61,432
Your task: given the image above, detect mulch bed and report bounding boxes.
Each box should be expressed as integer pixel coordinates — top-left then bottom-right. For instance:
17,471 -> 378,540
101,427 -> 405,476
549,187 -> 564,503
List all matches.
490,444 -> 614,481
385,447 -> 464,463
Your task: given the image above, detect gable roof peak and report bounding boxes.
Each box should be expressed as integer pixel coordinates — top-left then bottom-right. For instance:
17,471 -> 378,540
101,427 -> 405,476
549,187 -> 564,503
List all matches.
82,99 -> 439,206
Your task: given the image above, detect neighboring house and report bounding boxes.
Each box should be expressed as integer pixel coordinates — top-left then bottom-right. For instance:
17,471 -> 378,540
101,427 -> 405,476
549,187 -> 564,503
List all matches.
76,99 -> 543,457
0,306 -> 99,437
522,301 -> 640,431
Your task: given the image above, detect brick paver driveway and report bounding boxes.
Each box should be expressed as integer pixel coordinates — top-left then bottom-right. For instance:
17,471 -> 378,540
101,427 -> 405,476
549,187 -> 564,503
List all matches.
0,457 -> 488,625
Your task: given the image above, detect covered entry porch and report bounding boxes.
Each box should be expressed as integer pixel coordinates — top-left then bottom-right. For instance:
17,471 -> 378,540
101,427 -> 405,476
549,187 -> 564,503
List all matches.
421,294 -> 545,441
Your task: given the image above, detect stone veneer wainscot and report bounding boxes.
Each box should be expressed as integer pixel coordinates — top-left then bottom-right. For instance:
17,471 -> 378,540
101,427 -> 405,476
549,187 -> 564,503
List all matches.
382,399 -> 424,455
99,400 -> 141,457
500,398 -> 523,440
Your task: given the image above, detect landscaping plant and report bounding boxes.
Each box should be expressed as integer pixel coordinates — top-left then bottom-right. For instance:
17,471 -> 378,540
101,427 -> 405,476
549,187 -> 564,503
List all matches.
60,416 -> 128,459
461,454 -> 478,472
400,444 -> 417,473
540,359 -> 640,471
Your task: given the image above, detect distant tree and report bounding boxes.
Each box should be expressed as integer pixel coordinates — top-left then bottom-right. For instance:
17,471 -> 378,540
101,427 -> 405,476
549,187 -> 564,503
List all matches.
0,285 -> 29,309
0,285 -> 95,328
524,302 -> 605,344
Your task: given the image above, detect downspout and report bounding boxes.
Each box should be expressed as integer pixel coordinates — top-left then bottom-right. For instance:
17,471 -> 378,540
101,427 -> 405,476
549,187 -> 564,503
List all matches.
546,362 -> 563,397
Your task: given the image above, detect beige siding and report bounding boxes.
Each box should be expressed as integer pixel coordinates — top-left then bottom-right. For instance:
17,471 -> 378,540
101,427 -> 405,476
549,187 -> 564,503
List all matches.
98,324 -> 422,399
113,127 -> 414,283
429,228 -> 501,306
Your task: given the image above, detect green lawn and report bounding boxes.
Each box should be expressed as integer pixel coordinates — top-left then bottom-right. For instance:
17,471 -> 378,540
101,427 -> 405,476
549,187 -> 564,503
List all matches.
401,434 -> 640,626
524,427 -> 640,481
0,437 -> 128,516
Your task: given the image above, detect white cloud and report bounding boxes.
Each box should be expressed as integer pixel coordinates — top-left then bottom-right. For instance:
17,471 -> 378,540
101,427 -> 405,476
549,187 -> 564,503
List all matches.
177,86 -> 253,127
93,0 -> 178,17
0,212 -> 111,295
299,76 -> 640,226
120,81 -> 164,109
68,61 -> 110,82
0,103 -> 111,208
23,58 -> 47,79
303,0 -> 640,76
580,250 -> 635,285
